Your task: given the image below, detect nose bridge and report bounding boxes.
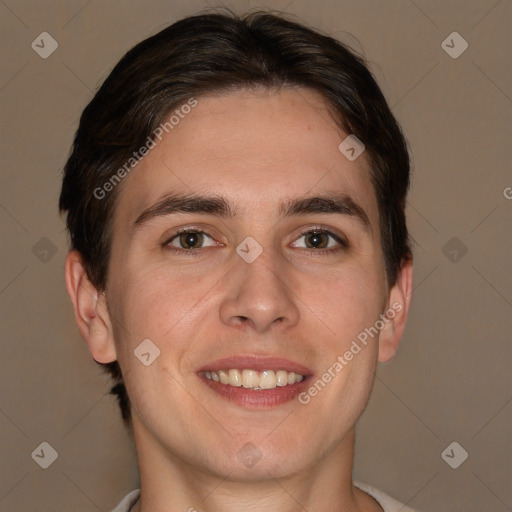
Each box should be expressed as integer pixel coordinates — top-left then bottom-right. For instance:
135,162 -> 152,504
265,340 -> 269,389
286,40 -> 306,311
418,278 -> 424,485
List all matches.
219,240 -> 300,332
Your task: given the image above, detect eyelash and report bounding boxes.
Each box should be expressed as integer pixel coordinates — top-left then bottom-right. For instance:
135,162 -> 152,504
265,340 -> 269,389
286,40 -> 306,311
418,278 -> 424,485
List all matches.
162,225 -> 349,256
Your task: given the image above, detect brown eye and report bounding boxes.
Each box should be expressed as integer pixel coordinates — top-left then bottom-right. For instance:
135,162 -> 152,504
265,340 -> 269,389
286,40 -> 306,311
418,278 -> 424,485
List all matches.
304,231 -> 329,249
166,230 -> 216,250
179,232 -> 203,249
292,229 -> 346,251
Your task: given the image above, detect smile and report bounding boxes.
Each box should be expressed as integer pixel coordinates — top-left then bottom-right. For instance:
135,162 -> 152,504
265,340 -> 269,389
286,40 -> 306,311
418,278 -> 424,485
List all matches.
197,356 -> 313,408
202,369 -> 305,390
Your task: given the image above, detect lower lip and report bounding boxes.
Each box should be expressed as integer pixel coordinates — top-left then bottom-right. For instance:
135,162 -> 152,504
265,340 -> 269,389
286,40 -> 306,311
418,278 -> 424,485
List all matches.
199,375 -> 311,409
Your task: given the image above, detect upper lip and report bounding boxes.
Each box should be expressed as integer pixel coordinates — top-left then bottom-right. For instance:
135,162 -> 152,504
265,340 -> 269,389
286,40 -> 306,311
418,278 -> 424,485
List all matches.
197,355 -> 313,375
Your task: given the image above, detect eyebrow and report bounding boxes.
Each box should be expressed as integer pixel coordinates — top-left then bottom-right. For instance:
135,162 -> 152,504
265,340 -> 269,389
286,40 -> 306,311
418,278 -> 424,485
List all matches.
282,194 -> 371,233
131,192 -> 372,236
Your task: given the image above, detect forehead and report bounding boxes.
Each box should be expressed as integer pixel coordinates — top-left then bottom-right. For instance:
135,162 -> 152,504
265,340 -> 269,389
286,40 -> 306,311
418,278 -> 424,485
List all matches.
113,87 -> 378,231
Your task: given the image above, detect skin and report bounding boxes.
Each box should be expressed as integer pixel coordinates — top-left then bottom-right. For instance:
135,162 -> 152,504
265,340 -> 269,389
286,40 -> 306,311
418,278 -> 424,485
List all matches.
65,87 -> 413,512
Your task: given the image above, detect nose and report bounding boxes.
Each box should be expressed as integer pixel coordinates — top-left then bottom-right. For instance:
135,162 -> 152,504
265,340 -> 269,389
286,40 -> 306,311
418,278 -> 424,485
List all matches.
219,248 -> 300,333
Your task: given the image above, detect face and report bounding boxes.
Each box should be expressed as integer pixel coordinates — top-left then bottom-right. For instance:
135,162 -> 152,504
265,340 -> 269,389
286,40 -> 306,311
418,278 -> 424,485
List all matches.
98,87 -> 406,479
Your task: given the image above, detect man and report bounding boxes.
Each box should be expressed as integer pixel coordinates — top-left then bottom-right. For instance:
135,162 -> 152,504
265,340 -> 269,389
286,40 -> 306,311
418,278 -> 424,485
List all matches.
60,10 -> 416,512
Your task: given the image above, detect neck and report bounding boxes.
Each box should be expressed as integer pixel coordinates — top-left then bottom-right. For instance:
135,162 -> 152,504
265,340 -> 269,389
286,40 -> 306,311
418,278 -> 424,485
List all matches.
129,417 -> 383,512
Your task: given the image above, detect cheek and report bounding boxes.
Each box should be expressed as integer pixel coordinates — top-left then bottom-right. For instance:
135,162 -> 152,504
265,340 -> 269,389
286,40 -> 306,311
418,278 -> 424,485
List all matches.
293,261 -> 385,347
107,264 -> 209,410
108,260 -> 217,351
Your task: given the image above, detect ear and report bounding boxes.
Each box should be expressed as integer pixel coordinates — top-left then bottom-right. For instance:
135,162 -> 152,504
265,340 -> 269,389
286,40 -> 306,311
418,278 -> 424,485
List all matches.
64,250 -> 117,363
378,259 -> 413,363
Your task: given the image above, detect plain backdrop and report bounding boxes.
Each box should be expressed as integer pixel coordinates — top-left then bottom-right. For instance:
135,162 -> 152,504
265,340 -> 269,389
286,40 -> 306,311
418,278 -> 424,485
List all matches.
0,1 -> 511,511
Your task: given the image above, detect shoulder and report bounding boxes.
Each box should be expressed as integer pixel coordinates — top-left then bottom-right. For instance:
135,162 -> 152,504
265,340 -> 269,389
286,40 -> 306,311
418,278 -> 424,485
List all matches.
354,481 -> 419,512
110,489 -> 140,512
111,485 -> 419,512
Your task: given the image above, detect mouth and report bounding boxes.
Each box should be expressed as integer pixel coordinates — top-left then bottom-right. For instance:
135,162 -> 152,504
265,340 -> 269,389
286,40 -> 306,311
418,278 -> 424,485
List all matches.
197,356 -> 313,409
202,368 -> 305,389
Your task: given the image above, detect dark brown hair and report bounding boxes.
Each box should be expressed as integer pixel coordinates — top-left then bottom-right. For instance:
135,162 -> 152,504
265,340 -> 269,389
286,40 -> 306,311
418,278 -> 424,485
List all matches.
59,10 -> 412,427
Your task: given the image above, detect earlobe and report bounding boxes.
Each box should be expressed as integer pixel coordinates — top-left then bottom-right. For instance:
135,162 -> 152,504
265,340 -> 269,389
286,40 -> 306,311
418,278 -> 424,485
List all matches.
64,250 -> 117,363
378,259 -> 413,363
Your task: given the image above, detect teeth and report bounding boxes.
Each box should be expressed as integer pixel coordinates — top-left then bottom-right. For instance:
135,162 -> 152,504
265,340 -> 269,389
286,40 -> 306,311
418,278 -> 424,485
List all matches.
260,370 -> 276,389
276,370 -> 288,387
218,370 -> 229,384
242,369 -> 259,388
204,369 -> 305,389
228,369 -> 242,387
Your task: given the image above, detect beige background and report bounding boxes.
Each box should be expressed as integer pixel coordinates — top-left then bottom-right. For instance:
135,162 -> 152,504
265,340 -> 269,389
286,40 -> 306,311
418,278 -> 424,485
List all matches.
0,0 -> 511,511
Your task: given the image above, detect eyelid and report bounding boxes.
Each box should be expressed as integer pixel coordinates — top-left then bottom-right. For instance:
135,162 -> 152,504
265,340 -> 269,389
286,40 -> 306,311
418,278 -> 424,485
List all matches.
170,231 -> 215,248
161,224 -> 349,254
162,225 -> 221,249
291,225 -> 349,250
